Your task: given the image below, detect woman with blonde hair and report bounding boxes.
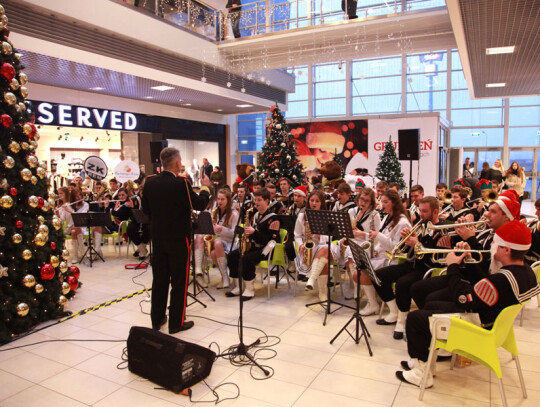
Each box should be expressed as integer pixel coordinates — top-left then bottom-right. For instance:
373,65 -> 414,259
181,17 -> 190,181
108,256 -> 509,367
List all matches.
491,159 -> 505,184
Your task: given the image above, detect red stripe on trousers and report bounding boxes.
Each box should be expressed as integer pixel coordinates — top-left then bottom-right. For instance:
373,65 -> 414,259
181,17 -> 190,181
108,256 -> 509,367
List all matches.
182,237 -> 190,325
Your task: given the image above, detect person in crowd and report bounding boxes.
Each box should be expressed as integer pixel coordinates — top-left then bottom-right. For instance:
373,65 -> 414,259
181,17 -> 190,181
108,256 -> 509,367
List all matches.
277,177 -> 294,207
388,182 -> 400,195
142,147 -> 210,333
285,186 -> 308,276
332,182 -> 355,213
505,161 -> 527,203
354,178 -> 365,195
524,198 -> 540,265
435,183 -> 447,200
233,184 -> 252,217
341,0 -> 358,19
226,188 -> 280,300
191,159 -> 200,187
266,183 -> 284,214
210,166 -> 225,190
62,187 -> 89,264
252,180 -> 264,193
463,157 -> 474,178
225,0 -> 242,39
440,186 -> 472,222
479,162 -> 492,181
201,157 -> 213,180
396,220 -> 540,387
109,177 -> 120,199
491,159 -> 505,184
179,165 -> 193,185
409,185 -> 424,224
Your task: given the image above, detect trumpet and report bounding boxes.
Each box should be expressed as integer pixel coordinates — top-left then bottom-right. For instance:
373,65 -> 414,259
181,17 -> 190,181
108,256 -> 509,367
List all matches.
466,190 -> 498,208
385,221 -> 424,261
414,243 -> 490,264
426,220 -> 488,236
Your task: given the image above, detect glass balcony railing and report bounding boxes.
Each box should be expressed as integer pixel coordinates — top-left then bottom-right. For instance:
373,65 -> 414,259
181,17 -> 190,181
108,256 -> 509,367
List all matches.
117,0 -> 446,42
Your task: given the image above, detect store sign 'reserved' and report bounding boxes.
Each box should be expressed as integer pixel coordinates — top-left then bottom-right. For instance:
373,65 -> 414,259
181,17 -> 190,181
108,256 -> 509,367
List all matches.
32,101 -> 138,131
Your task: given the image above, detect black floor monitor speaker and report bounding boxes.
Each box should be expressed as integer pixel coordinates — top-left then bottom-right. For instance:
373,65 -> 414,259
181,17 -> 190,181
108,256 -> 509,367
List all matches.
127,326 -> 215,393
398,129 -> 420,160
150,141 -> 168,164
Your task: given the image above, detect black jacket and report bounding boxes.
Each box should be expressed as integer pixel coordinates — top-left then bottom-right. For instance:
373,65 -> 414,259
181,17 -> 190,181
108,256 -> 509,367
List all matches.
142,172 -> 209,241
226,0 -> 241,12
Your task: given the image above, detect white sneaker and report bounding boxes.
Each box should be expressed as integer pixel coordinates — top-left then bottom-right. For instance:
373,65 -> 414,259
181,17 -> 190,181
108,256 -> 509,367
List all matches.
396,361 -> 433,388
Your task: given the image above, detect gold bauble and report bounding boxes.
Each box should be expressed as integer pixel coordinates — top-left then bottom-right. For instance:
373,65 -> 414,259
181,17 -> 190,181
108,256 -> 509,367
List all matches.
3,155 -> 15,168
41,200 -> 50,212
59,261 -> 68,273
4,92 -> 16,105
34,233 -> 47,246
0,5 -> 5,15
36,167 -> 46,179
1,41 -> 11,54
13,103 -> 20,113
10,78 -> 19,90
47,198 -> 55,208
1,15 -> 8,26
20,87 -> 28,98
0,195 -> 13,209
58,295 -> 68,307
28,195 -> 39,208
26,155 -> 38,168
8,141 -> 20,153
52,216 -> 62,230
30,176 -> 38,185
22,249 -> 32,260
61,282 -> 70,295
19,73 -> 28,85
34,133 -> 40,141
16,302 -> 29,317
22,274 -> 36,288
30,140 -> 38,149
12,233 -> 22,244
20,142 -> 29,150
21,168 -> 32,181
18,102 -> 26,111
39,224 -> 49,235
61,249 -> 69,260
14,52 -> 21,61
37,216 -> 45,224
35,283 -> 44,294
50,255 -> 59,268
23,123 -> 33,136
39,161 -> 47,169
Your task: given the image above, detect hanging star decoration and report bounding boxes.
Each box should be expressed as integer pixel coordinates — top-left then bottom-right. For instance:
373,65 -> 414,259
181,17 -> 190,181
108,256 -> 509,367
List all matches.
0,264 -> 7,278
0,226 -> 5,236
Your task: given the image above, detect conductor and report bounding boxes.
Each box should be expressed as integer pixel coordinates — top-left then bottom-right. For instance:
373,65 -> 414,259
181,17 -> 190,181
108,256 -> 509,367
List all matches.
142,147 -> 211,334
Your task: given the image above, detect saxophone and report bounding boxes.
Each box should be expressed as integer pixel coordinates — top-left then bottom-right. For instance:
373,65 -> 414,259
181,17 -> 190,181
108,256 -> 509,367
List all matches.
369,210 -> 376,257
240,208 -> 253,254
303,218 -> 314,267
204,207 -> 218,256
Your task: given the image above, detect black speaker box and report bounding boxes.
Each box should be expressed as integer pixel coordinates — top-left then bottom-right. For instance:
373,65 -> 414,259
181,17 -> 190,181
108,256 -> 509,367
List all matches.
127,326 -> 215,393
150,141 -> 168,163
398,129 -> 420,160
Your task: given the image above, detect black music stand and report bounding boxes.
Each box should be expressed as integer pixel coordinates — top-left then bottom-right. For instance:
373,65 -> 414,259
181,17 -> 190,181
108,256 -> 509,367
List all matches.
72,212 -> 111,268
188,211 -> 215,307
130,209 -> 152,268
304,209 -> 355,326
330,239 -> 378,356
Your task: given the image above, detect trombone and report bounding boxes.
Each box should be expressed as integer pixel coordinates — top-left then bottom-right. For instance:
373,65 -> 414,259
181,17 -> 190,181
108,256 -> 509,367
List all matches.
466,190 -> 498,208
414,243 -> 490,264
425,220 -> 488,236
385,221 -> 424,261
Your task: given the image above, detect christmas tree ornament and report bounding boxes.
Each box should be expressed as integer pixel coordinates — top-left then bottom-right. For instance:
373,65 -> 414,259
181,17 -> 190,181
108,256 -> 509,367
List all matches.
23,122 -> 36,137
8,140 -> 19,153
276,124 -> 281,129
20,141 -> 29,150
0,264 -> 7,277
37,216 -> 45,224
11,233 -> 22,244
15,220 -> 23,228
28,195 -> 39,208
40,264 -> 55,280
30,140 -> 38,149
1,15 -> 7,26
41,200 -> 49,212
30,176 -> 38,185
4,91 -> 16,104
0,62 -> 14,80
0,178 -> 8,188
38,161 -> 47,169
275,169 -> 280,173
49,241 -> 56,250
16,302 -> 29,317
47,198 -> 55,208
0,5 -> 5,14
39,224 -> 49,235
18,102 -> 26,111
69,265 -> 80,279
52,216 -> 62,230
61,249 -> 69,260
0,225 -> 4,235
10,78 -> 19,90
34,233 -> 47,246
19,72 -> 28,85
20,86 -> 28,98
226,82 -> 231,87
35,283 -> 44,294
59,261 -> 68,273
22,274 -> 36,288
36,167 -> 46,179
67,275 -> 79,291
0,194 -> 13,208
281,142 -> 286,147
61,282 -> 70,295
2,41 -> 12,54
9,188 -> 17,196
20,168 -> 32,181
3,155 -> 15,168
0,113 -> 11,127
50,255 -> 59,268
37,197 -> 45,208
58,295 -> 68,307
22,249 -> 32,260
26,155 -> 38,168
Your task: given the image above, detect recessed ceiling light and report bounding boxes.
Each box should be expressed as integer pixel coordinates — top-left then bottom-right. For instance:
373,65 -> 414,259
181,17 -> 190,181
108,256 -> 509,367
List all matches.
182,103 -> 192,106
144,96 -> 154,99
151,85 -> 175,91
236,104 -> 253,108
486,83 -> 506,88
216,109 -> 223,112
89,87 -> 105,91
486,46 -> 515,55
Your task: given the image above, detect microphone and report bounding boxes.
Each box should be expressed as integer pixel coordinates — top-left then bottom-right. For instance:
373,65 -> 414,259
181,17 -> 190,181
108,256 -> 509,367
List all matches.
239,172 -> 255,185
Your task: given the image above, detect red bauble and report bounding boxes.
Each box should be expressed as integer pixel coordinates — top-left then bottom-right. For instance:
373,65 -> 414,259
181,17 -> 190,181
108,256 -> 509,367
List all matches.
9,187 -> 17,196
0,114 -> 12,127
40,264 -> 55,280
16,220 -> 23,229
24,122 -> 37,138
67,275 -> 79,291
37,197 -> 44,208
0,63 -> 15,80
69,266 -> 80,279
50,242 -> 56,250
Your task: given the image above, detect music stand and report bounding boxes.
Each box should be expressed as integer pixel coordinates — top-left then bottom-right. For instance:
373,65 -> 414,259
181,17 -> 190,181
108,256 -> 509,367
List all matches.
304,209 -> 355,326
72,212 -> 111,268
130,209 -> 152,268
330,239 -> 376,356
189,211 -> 215,306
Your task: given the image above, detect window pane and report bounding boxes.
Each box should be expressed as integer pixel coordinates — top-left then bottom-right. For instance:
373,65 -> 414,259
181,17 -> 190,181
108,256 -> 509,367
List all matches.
314,81 -> 346,99
352,76 -> 401,96
509,127 -> 540,146
238,113 -> 267,121
451,50 -> 463,70
451,71 -> 468,90
285,100 -> 308,118
477,150 -> 501,167
240,154 -> 254,165
288,83 -> 308,101
406,52 -> 447,74
238,136 -> 265,151
450,128 -> 504,147
407,72 -> 447,92
451,90 -> 503,109
313,63 -> 345,81
509,106 -> 540,126
238,120 -> 265,136
407,0 -> 446,11
451,108 -> 503,126
509,150 -> 534,171
352,95 -> 402,114
407,91 -> 446,111
509,96 -> 540,106
288,66 -> 309,84
314,98 -> 346,117
352,57 -> 402,78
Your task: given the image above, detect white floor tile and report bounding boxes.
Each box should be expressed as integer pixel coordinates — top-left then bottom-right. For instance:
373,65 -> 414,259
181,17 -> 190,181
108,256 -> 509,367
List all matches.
293,388 -> 387,407
0,384 -> 88,407
93,386 -> 183,407
0,351 -> 69,383
74,353 -> 138,385
0,369 -> 34,402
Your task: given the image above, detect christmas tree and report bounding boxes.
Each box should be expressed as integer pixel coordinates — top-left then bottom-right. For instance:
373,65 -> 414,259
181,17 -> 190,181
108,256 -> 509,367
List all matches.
375,137 -> 406,190
257,104 -> 305,187
332,148 -> 345,178
0,6 -> 79,343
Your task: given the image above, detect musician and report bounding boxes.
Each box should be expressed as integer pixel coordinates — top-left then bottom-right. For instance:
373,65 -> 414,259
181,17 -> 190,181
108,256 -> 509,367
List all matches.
88,181 -> 114,258
266,183 -> 284,214
194,185 -> 217,279
375,180 -> 389,213
332,182 -> 355,213
354,178 -> 366,195
470,180 -> 494,220
440,186 -> 472,222
345,188 -> 382,313
226,188 -> 280,300
435,183 -> 447,200
233,184 -> 252,218
295,190 -> 328,284
252,180 -> 265,193
277,177 -> 294,207
524,198 -> 540,265
284,186 -> 308,270
409,185 -> 424,224
142,147 -> 210,333
88,181 -> 108,212
397,221 -> 540,388
59,187 -> 89,264
375,196 -> 447,340
109,177 -> 120,199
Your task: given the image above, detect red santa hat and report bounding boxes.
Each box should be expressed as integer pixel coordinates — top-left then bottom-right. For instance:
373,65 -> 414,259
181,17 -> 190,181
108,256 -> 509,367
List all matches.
494,190 -> 521,220
293,186 -> 307,197
493,220 -> 531,251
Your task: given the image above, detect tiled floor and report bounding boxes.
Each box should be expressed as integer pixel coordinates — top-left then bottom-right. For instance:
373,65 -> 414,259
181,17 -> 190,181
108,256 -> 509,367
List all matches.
1,232 -> 539,406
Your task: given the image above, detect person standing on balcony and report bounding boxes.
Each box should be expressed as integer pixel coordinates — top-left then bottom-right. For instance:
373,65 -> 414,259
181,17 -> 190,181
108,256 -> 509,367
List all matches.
342,0 -> 358,20
226,0 -> 242,39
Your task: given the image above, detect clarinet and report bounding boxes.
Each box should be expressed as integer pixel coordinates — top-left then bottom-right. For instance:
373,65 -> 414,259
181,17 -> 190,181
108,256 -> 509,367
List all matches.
369,210 -> 376,257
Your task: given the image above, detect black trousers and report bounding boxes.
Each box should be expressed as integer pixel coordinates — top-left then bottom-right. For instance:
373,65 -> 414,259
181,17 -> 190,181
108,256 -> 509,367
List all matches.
411,275 -> 452,310
127,222 -> 150,245
151,238 -> 190,330
227,247 -> 266,281
285,240 -> 296,262
230,11 -> 241,38
374,262 -> 424,312
341,0 -> 357,19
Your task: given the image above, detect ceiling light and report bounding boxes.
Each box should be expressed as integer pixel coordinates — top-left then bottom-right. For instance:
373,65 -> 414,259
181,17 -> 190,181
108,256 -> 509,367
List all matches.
486,83 -> 506,88
151,85 -> 175,91
182,103 -> 192,106
144,96 -> 154,99
486,46 -> 515,55
216,109 -> 223,112
89,87 -> 105,91
236,104 -> 253,108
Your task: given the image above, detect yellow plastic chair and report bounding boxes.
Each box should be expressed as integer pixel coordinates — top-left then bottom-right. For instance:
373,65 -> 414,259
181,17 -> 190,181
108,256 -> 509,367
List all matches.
420,304 -> 526,407
102,215 -> 121,254
256,229 -> 290,299
519,260 -> 540,326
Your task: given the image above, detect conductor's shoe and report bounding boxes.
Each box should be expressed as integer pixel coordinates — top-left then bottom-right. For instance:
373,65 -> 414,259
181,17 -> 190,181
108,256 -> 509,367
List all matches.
152,316 -> 167,330
169,321 -> 194,334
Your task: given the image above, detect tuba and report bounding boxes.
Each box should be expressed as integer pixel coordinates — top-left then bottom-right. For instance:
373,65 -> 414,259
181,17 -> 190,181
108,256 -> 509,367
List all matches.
303,218 -> 314,267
